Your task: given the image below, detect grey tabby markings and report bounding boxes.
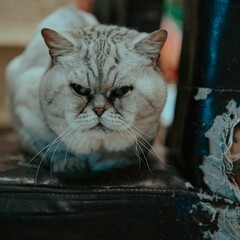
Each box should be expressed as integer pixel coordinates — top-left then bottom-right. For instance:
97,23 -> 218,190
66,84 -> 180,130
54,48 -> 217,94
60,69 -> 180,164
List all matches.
7,11 -> 168,174
69,26 -> 134,91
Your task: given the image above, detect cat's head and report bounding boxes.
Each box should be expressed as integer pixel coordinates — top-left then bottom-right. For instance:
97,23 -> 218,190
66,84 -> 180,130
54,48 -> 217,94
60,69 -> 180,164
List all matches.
40,25 -> 167,154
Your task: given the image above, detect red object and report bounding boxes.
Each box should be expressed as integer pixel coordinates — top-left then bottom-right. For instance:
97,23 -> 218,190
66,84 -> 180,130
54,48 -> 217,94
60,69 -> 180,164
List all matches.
72,0 -> 93,12
160,16 -> 182,83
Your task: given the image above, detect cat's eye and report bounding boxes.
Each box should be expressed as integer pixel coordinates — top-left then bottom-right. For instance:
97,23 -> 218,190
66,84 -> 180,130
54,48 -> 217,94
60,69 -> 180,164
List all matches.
70,83 -> 91,96
111,86 -> 133,98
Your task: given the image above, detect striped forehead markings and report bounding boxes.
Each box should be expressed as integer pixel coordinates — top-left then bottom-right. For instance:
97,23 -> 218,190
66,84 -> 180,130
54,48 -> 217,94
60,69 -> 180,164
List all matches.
81,27 -> 130,89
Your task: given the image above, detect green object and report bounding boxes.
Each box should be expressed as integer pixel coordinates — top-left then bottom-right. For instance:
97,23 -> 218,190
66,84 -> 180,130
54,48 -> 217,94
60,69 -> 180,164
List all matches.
163,0 -> 184,26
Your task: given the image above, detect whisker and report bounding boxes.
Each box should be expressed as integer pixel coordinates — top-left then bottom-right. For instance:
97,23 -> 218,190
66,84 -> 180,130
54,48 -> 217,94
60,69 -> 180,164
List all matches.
131,125 -> 153,139
128,125 -> 169,167
120,125 -> 153,173
59,119 -> 67,131
63,125 -> 83,166
27,124 -> 74,165
49,138 -> 65,179
129,129 -> 153,174
35,129 -> 73,185
118,119 -> 170,168
119,126 -> 142,170
34,122 -> 80,185
49,122 -> 83,178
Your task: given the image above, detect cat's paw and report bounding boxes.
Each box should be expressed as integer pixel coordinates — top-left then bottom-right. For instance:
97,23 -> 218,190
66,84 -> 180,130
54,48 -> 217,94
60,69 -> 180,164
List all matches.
52,158 -> 89,173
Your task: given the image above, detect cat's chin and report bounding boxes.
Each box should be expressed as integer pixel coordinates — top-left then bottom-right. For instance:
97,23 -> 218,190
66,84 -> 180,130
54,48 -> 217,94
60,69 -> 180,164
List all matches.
91,123 -> 111,132
87,123 -> 113,139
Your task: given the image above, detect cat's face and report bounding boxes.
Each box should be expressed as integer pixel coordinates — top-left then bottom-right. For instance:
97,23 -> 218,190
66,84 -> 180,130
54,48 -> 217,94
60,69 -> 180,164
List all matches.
40,25 -> 167,153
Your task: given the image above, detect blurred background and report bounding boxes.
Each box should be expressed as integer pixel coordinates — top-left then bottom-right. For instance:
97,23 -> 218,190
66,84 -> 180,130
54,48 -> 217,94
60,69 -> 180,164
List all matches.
0,0 -> 183,129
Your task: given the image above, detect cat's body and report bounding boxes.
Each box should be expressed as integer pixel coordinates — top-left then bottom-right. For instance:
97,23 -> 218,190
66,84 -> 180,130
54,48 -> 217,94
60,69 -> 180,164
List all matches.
6,5 -> 167,172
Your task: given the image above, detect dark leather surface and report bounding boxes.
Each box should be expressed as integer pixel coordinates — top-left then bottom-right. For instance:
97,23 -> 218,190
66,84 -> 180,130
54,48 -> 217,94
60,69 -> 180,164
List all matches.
0,131 -> 238,240
2,1 -> 240,238
0,187 -> 206,240
0,130 -> 185,188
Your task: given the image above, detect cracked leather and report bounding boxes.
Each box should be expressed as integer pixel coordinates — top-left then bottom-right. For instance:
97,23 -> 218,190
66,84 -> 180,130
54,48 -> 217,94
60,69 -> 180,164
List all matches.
0,131 -> 237,240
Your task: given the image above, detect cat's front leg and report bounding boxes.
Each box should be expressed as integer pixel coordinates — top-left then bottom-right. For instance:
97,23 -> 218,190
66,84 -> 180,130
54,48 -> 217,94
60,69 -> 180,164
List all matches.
52,157 -> 89,173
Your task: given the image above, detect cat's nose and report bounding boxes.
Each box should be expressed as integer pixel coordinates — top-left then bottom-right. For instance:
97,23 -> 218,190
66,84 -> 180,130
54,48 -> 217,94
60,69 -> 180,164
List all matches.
94,107 -> 105,117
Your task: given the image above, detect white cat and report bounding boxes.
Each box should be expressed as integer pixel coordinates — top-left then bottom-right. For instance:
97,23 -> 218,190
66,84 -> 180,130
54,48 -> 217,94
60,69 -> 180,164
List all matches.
6,5 -> 167,173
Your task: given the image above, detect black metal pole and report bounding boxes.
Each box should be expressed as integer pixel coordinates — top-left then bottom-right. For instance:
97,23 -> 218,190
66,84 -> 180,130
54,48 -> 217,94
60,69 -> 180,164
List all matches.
168,0 -> 240,190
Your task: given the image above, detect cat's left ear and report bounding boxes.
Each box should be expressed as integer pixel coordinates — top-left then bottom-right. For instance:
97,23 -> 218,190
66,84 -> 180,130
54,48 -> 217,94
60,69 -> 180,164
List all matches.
41,28 -> 74,62
134,29 -> 168,60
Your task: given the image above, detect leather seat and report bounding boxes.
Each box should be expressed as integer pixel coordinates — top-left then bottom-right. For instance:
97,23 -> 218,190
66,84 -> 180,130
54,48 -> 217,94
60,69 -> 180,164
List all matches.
1,0 -> 240,239
0,131 -> 234,240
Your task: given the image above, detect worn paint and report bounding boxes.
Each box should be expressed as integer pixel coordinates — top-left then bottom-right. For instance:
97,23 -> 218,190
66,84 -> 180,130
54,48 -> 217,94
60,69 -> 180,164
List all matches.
185,181 -> 194,189
200,100 -> 240,201
200,201 -> 240,240
189,191 -> 240,239
199,100 -> 240,239
194,88 -> 212,100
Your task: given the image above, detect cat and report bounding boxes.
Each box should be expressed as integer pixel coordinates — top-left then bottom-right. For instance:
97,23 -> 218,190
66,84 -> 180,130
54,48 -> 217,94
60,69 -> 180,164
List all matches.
6,5 -> 168,173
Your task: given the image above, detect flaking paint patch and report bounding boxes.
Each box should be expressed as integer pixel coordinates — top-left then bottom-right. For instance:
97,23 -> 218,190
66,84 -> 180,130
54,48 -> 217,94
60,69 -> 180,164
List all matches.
200,100 -> 240,201
199,100 -> 240,239
185,181 -> 194,189
194,88 -> 212,100
200,202 -> 240,240
197,190 -> 235,205
190,191 -> 240,239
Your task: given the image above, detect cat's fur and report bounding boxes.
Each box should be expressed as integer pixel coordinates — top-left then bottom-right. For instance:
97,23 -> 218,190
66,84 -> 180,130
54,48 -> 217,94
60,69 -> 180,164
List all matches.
6,5 -> 167,172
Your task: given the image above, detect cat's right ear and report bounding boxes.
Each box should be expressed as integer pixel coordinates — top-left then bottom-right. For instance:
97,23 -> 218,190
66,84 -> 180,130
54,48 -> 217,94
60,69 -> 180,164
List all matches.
41,28 -> 74,62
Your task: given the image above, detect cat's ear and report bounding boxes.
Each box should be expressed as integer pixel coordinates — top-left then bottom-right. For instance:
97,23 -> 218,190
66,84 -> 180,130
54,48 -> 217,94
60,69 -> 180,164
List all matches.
41,28 -> 74,62
134,29 -> 167,60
